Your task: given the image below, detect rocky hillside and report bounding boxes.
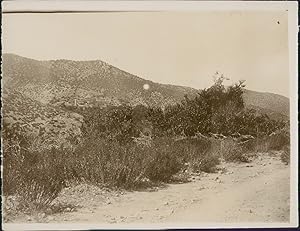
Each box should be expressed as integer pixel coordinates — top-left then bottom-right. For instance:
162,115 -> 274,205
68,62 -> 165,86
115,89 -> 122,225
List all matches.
2,53 -> 198,109
2,53 -> 198,147
2,88 -> 83,148
2,53 -> 289,146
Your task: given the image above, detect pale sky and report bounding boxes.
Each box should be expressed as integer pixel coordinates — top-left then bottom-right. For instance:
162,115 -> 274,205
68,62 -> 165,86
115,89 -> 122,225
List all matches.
2,11 -> 289,97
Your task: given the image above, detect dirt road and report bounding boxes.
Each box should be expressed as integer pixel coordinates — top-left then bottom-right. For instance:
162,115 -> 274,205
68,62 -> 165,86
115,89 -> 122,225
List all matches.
41,152 -> 289,224
8,152 -> 290,225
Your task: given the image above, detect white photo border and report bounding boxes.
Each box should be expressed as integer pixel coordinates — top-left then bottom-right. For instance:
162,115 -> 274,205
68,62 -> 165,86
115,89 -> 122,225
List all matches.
2,1 -> 298,230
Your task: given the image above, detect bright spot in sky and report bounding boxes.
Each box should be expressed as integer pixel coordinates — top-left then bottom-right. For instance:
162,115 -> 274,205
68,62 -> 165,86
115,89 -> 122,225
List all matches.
143,84 -> 150,90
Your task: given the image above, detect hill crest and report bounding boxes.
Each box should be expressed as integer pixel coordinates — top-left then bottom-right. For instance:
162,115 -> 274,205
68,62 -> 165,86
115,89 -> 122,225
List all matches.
2,53 -> 289,120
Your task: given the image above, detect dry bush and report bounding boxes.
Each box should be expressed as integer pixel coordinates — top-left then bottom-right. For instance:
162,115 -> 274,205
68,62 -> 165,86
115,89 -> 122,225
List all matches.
280,145 -> 290,165
268,132 -> 290,151
3,196 -> 21,221
174,137 -> 212,160
191,152 -> 220,173
221,138 -> 249,163
70,136 -> 219,186
16,148 -> 67,210
268,127 -> 290,164
190,139 -> 220,173
145,138 -> 184,182
235,129 -> 290,159
242,137 -> 269,153
2,141 -> 24,196
68,137 -> 150,189
173,137 -> 220,173
70,137 -> 186,186
3,136 -> 68,212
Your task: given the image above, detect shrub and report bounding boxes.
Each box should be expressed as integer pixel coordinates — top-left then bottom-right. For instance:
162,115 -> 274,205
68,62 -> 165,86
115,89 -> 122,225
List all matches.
2,140 -> 24,196
68,136 -> 186,186
70,136 -> 218,185
3,137 -> 68,210
173,137 -> 211,161
268,132 -> 290,151
16,148 -> 67,209
173,137 -> 220,173
2,123 -> 31,196
68,137 -> 150,189
145,138 -> 184,182
221,139 -> 249,163
191,153 -> 220,173
280,145 -> 290,165
241,137 -> 267,153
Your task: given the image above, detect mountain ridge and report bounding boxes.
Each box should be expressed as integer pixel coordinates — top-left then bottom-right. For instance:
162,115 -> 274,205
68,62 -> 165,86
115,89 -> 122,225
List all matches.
2,53 -> 289,120
2,53 -> 289,95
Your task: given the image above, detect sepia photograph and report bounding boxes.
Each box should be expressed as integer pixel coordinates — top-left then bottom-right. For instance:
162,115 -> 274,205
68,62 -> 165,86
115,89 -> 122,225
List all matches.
1,1 -> 298,230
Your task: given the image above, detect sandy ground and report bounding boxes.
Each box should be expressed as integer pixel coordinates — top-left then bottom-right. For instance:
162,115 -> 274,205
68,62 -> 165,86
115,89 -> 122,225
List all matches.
6,152 -> 290,225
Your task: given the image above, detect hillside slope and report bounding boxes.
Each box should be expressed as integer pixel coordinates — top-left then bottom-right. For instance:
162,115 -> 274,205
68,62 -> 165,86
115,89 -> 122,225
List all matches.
2,53 -> 198,108
243,89 -> 289,120
2,53 -> 290,135
2,88 -> 83,148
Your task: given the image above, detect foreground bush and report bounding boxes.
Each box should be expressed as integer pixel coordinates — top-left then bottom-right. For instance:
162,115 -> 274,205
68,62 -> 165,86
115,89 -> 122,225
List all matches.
191,152 -> 220,173
67,136 -> 221,185
144,138 -> 184,182
17,148 -> 67,209
221,138 -> 249,163
173,137 -> 220,173
6,126 -> 286,216
4,133 -> 221,213
66,137 -> 149,188
70,136 -> 188,186
268,132 -> 290,151
3,138 -> 67,210
242,137 -> 269,153
3,140 -> 24,196
280,145 -> 290,165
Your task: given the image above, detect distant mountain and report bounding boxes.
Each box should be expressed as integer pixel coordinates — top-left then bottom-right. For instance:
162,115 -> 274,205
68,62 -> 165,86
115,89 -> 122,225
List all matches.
2,53 -> 290,145
2,53 -> 198,109
243,89 -> 289,120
